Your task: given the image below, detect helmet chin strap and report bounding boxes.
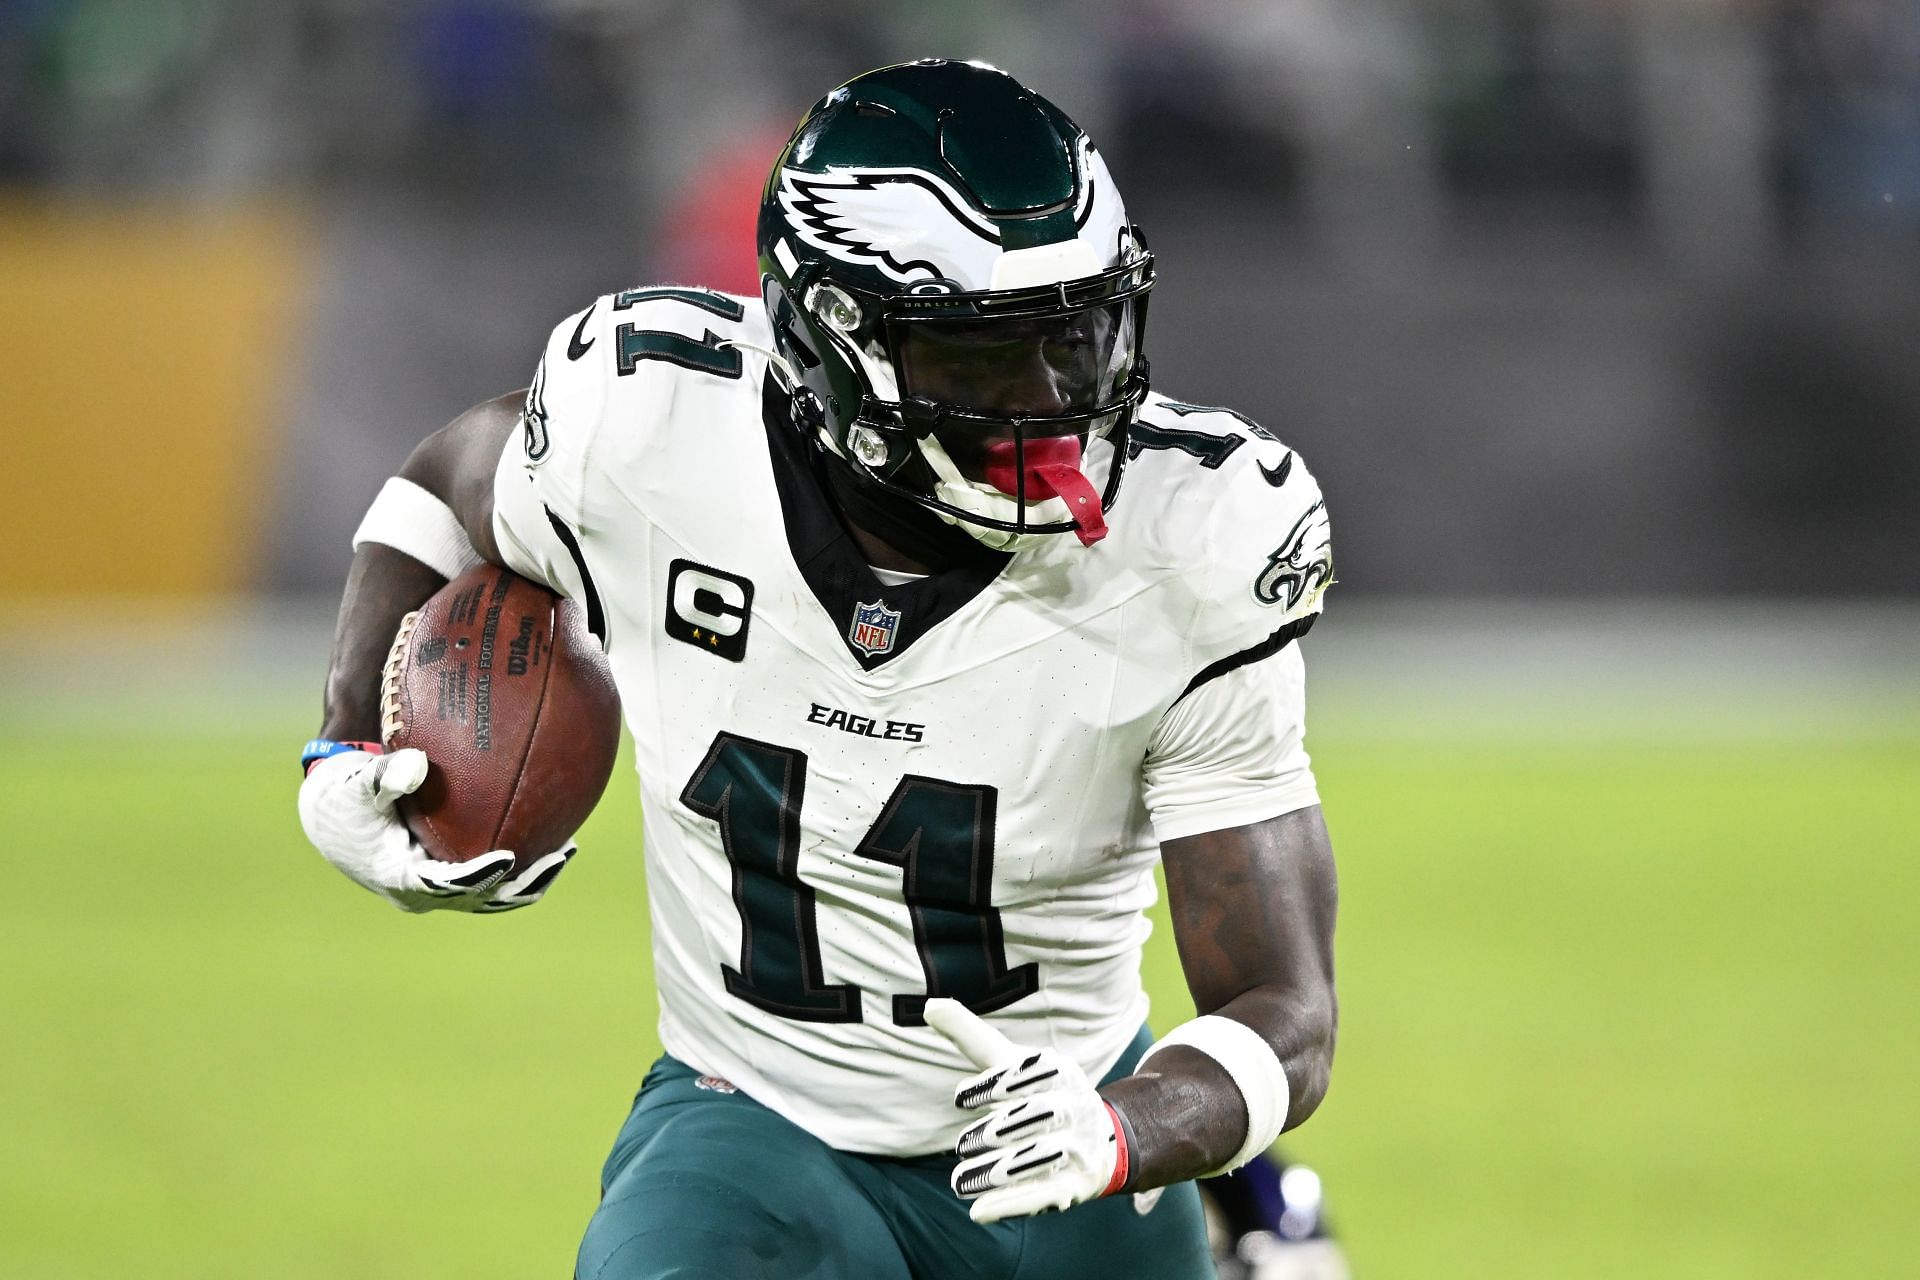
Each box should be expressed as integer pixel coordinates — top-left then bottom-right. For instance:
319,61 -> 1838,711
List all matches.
821,452 -> 1011,572
719,337 -> 799,388
917,434 -> 1108,550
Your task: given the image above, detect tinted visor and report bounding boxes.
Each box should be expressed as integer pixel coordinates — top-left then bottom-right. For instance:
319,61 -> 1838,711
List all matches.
893,301 -> 1136,425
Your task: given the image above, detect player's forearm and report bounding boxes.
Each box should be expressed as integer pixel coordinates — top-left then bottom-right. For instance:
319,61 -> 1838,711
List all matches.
1100,985 -> 1335,1192
1111,807 -> 1338,1192
1099,1045 -> 1243,1189
318,544 -> 448,741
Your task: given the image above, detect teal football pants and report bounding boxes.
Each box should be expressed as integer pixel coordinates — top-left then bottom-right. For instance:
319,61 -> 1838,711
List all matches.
575,1025 -> 1213,1280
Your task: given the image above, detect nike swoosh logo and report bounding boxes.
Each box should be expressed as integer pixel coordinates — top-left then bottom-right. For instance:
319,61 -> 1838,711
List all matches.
566,303 -> 596,361
1258,451 -> 1294,487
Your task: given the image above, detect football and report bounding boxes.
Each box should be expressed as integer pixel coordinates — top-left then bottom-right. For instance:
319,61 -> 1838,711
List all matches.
380,565 -> 620,868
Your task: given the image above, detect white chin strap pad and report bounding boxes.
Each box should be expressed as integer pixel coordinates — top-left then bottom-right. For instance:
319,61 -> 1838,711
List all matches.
917,434 -> 1073,552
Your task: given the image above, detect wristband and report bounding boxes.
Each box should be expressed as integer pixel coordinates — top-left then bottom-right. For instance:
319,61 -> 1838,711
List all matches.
300,738 -> 384,775
1135,1015 -> 1290,1177
1100,1101 -> 1131,1196
351,477 -> 483,580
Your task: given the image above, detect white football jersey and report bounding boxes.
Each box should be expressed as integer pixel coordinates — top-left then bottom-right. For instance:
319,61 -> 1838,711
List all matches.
491,288 -> 1333,1155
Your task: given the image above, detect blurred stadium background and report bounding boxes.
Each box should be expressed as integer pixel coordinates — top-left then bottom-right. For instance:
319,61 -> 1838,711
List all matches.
2,1 -> 1916,1276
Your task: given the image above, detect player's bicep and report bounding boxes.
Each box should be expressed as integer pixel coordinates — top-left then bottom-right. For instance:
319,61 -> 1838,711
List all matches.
1142,644 -> 1318,845
396,390 -> 524,566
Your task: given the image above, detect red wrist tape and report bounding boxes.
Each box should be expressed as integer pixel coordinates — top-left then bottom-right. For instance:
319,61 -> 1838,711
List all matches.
1101,1101 -> 1130,1197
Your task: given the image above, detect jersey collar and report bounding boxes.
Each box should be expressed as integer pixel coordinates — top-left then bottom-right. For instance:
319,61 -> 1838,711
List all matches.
762,375 -> 1009,671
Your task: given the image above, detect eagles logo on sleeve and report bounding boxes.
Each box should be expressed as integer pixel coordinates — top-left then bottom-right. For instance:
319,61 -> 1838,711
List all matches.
1253,499 -> 1333,612
522,355 -> 552,465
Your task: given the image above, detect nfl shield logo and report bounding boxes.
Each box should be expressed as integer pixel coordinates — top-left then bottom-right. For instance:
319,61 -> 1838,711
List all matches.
848,599 -> 901,656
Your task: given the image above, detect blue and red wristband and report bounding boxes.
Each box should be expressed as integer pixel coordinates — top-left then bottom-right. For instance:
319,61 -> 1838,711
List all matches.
300,738 -> 384,775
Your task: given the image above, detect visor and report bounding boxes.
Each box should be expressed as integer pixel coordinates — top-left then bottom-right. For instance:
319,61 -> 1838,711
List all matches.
893,301 -> 1136,422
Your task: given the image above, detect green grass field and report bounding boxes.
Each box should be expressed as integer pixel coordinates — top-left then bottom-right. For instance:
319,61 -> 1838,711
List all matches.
3,710 -> 1916,1277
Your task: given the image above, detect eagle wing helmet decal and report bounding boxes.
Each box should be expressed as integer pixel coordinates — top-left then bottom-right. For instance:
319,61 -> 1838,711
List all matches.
774,167 -> 1006,287
1253,500 -> 1334,612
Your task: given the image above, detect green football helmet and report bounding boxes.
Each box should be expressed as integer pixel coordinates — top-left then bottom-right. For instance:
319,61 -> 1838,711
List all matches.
758,59 -> 1155,551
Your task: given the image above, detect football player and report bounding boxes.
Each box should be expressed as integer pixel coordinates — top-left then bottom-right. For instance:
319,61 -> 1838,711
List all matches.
299,59 -> 1338,1279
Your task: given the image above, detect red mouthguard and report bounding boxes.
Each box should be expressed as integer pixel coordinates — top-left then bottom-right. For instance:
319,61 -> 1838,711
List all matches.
981,437 -> 1109,547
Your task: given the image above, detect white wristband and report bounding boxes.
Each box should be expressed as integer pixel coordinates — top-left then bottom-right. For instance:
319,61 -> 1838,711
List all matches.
351,478 -> 483,581
1136,1014 -> 1290,1176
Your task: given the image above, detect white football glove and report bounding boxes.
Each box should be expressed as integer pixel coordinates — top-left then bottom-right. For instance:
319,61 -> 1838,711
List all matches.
298,747 -> 574,913
925,998 -> 1129,1224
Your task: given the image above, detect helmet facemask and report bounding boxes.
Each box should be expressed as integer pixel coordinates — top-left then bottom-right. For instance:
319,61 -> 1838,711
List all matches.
785,252 -> 1153,551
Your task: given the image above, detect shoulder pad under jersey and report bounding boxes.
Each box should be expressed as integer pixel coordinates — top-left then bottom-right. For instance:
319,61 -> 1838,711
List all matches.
509,286 -> 765,514
1126,396 -> 1334,662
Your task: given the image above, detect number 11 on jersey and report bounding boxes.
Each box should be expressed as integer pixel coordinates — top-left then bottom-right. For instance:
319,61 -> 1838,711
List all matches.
679,732 -> 1040,1027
